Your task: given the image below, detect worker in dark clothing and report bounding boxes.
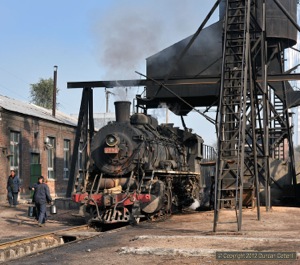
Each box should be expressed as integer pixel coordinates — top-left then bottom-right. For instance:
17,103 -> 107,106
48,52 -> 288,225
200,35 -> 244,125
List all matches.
7,170 -> 20,207
30,176 -> 52,227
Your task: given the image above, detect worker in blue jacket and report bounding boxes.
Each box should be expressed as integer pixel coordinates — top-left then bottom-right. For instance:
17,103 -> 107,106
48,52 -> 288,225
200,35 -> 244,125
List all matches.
30,176 -> 52,227
7,170 -> 20,207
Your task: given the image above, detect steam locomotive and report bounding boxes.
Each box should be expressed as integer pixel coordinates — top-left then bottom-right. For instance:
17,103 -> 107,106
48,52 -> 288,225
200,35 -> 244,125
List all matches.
72,101 -> 207,225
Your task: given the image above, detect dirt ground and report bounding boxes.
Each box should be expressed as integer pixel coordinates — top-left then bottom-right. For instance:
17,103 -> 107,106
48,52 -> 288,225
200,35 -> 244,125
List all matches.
114,206 -> 300,264
0,203 -> 84,243
2,204 -> 300,265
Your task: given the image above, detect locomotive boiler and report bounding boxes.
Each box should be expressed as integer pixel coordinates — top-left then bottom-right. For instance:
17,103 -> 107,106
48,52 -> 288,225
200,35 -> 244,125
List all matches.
72,101 -> 205,225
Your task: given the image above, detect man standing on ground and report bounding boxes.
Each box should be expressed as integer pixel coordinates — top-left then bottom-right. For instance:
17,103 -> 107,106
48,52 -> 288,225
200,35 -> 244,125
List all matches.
7,170 -> 20,207
30,176 -> 52,227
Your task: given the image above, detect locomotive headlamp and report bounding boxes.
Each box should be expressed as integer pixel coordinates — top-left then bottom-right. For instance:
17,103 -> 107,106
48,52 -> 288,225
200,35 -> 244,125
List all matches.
106,134 -> 119,146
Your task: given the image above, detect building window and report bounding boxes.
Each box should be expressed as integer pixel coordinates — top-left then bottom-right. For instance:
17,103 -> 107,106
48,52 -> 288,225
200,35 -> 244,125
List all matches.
47,137 -> 56,179
10,131 -> 20,175
63,140 -> 70,179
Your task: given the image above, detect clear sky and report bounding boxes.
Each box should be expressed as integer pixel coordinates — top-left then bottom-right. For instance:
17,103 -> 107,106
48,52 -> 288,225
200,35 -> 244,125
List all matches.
0,0 -> 219,145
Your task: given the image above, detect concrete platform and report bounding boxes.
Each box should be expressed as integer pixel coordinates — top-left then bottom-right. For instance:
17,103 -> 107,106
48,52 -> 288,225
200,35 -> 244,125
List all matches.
2,206 -> 300,265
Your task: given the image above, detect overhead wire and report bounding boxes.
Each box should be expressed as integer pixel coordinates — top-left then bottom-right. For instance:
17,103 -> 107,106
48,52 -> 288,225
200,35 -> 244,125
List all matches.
0,66 -> 32,101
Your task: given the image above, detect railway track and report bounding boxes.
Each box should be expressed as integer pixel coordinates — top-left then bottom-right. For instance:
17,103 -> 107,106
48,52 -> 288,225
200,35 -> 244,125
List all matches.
0,224 -> 100,263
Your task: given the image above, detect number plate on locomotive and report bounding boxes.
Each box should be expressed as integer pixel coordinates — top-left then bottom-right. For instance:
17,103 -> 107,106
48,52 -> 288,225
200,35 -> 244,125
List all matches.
104,147 -> 119,153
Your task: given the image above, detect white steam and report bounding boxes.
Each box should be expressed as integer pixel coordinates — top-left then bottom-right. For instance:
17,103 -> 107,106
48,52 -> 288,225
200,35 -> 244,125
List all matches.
189,199 -> 200,210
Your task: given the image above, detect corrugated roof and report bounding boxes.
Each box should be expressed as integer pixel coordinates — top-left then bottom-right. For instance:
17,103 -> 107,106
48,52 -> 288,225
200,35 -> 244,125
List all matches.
0,94 -> 78,127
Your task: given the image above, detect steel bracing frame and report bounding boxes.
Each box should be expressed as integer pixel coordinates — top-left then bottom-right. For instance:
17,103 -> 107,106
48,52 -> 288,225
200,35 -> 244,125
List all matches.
213,0 -> 297,231
66,87 -> 95,198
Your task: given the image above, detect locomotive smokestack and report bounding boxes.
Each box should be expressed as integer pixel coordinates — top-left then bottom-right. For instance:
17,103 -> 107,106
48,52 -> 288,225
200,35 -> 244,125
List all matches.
114,101 -> 131,122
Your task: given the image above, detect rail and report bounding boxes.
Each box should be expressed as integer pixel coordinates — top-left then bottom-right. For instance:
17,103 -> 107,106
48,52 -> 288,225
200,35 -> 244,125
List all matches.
0,225 -> 99,263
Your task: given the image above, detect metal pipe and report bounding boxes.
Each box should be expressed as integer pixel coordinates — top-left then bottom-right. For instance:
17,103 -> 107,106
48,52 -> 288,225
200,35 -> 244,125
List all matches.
106,89 -> 108,113
52,65 -> 58,117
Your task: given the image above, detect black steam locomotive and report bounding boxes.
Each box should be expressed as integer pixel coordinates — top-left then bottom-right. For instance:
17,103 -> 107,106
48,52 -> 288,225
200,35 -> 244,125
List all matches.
72,101 -> 206,224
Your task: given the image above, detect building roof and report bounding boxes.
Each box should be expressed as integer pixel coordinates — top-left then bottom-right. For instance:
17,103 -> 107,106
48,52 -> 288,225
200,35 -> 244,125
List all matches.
0,94 -> 78,127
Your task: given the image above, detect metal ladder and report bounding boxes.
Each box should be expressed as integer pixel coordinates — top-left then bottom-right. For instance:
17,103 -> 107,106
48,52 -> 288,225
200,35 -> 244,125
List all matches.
271,92 -> 286,159
213,0 -> 251,232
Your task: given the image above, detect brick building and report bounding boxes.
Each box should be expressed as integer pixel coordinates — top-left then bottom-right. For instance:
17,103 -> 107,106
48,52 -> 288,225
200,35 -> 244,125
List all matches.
0,95 -> 78,203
